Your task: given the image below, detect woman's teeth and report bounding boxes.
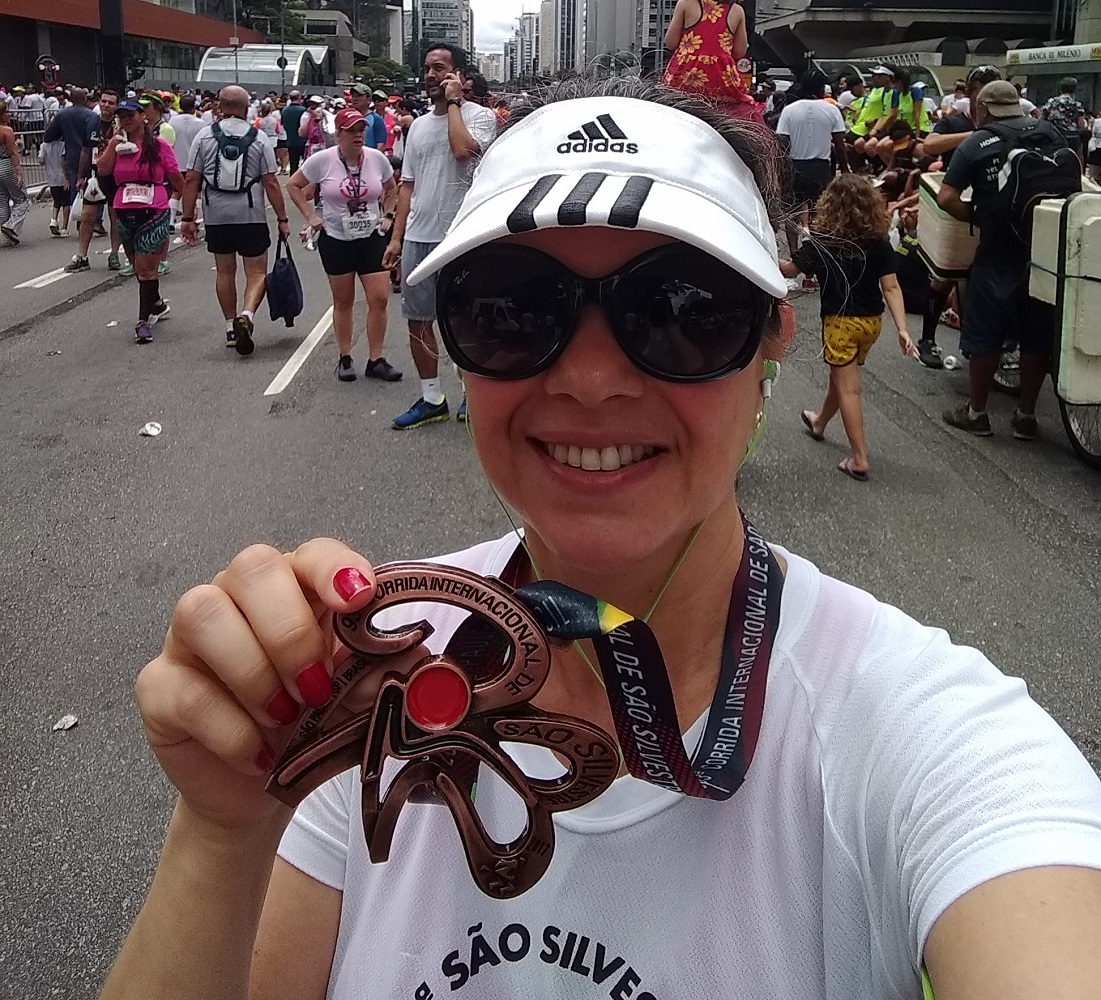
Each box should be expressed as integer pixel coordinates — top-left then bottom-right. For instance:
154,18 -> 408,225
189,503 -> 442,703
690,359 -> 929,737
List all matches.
543,442 -> 657,472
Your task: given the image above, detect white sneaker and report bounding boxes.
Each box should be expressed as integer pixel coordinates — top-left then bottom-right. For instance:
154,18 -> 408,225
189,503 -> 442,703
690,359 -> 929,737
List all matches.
148,300 -> 171,327
59,229 -> 69,238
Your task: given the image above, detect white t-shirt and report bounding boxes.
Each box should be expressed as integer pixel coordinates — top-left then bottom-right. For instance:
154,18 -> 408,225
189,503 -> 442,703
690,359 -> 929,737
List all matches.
777,98 -> 846,160
171,112 -> 206,171
1020,98 -> 1038,116
279,534 -> 1101,1000
402,101 -> 498,243
299,146 -> 393,240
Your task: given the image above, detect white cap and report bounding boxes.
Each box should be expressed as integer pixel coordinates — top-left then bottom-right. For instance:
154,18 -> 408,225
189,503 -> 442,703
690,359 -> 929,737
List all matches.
308,95 -> 324,105
870,65 -> 892,75
408,96 -> 785,297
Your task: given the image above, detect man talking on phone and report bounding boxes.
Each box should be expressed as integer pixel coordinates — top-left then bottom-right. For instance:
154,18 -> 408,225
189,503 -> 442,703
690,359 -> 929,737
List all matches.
382,43 -> 496,429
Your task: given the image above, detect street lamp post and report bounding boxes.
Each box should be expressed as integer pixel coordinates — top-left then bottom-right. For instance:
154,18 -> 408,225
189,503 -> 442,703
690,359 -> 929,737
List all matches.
232,0 -> 240,83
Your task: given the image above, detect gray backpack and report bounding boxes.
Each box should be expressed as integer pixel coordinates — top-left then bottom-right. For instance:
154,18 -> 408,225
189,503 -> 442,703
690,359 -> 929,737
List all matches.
204,122 -> 261,204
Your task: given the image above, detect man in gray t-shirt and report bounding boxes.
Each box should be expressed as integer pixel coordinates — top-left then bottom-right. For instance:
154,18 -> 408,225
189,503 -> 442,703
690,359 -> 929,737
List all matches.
180,85 -> 290,357
381,44 -> 497,429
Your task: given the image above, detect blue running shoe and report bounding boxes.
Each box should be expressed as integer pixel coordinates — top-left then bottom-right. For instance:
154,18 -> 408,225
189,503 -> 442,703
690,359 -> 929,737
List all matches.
393,397 -> 449,430
456,398 -> 468,423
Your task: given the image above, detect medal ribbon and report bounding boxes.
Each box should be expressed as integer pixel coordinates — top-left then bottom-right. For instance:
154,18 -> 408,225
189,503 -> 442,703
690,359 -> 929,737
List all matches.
514,516 -> 783,799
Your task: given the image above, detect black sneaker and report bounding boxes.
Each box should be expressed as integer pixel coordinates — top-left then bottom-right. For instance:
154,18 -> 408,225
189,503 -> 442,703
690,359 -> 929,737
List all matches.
1010,410 -> 1038,441
943,402 -> 993,437
917,340 -> 944,370
225,327 -> 238,349
364,357 -> 403,382
64,255 -> 90,273
232,315 -> 254,357
336,355 -> 357,382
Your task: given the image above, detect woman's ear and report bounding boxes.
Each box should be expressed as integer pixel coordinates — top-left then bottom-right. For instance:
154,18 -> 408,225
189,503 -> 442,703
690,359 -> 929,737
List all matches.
763,300 -> 796,361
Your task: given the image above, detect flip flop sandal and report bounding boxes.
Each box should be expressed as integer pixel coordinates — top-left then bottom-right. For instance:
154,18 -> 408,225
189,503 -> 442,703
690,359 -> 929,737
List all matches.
801,410 -> 824,442
838,458 -> 869,482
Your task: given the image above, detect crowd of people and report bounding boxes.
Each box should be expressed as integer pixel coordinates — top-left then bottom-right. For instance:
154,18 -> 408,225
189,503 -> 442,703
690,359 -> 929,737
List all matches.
1,45 -> 1095,454
94,69 -> 1101,1000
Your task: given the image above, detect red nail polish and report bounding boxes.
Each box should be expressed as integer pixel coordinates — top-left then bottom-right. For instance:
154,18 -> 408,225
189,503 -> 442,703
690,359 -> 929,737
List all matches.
256,743 -> 277,772
265,688 -> 299,726
295,662 -> 332,708
333,567 -> 373,602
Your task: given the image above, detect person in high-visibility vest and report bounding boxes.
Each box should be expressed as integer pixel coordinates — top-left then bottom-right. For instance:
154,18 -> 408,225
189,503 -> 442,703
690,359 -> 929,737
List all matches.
847,66 -> 894,160
866,68 -> 931,167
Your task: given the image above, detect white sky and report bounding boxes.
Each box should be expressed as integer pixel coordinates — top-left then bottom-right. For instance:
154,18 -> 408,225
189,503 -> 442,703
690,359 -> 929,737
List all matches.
470,0 -> 529,54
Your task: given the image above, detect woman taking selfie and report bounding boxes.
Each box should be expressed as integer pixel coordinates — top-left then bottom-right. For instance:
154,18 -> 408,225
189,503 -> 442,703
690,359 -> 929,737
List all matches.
287,107 -> 403,383
101,79 -> 1101,1000
96,98 -> 182,343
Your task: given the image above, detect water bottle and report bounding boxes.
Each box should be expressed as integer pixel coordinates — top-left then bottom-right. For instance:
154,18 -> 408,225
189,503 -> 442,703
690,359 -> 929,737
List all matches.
942,355 -> 962,370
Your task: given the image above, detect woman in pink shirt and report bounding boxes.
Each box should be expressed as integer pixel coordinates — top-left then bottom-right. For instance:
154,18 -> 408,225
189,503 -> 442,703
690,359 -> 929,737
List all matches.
98,98 -> 184,343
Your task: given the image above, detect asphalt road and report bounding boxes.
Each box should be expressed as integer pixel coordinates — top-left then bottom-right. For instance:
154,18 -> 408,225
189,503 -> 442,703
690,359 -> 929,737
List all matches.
2,194 -> 1099,999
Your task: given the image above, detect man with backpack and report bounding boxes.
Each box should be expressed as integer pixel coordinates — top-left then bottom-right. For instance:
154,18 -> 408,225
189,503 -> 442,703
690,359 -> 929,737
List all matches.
180,85 -> 291,356
937,80 -> 1079,440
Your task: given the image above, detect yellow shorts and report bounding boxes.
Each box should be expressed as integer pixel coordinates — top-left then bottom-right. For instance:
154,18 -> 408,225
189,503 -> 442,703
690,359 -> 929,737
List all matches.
823,314 -> 882,367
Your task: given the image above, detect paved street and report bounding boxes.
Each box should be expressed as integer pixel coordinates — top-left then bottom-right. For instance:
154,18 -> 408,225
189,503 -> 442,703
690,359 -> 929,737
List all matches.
2,191 -> 1099,999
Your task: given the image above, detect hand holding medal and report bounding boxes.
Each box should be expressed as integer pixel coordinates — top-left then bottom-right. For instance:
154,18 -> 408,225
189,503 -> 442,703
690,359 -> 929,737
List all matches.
266,518 -> 782,898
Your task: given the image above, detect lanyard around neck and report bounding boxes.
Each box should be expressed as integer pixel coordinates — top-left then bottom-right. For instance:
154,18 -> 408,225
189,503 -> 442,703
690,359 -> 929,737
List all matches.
512,515 -> 783,799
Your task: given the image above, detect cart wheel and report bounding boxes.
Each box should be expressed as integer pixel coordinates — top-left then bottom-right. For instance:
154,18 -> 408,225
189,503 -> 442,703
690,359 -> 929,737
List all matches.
992,347 -> 1021,397
1059,400 -> 1101,469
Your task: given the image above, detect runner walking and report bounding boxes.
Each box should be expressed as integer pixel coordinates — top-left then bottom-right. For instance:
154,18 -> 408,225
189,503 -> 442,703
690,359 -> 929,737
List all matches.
0,99 -> 29,245
95,99 -> 182,343
180,86 -> 291,356
289,107 -> 402,383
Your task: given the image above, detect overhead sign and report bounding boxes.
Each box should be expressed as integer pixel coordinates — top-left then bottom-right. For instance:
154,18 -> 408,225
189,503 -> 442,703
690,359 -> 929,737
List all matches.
1007,44 -> 1101,66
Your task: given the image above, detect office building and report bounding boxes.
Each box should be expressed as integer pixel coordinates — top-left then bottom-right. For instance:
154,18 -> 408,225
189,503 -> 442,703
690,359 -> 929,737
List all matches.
539,0 -> 556,74
0,0 -> 262,87
481,51 -> 504,81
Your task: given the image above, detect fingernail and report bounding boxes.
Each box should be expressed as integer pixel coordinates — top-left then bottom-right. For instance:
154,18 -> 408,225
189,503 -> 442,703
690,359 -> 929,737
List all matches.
265,688 -> 299,726
295,662 -> 332,708
256,743 -> 277,772
333,567 -> 373,602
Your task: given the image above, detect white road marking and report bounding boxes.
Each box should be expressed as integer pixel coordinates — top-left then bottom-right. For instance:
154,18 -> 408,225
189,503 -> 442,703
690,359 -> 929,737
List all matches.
263,306 -> 334,396
14,268 -> 70,290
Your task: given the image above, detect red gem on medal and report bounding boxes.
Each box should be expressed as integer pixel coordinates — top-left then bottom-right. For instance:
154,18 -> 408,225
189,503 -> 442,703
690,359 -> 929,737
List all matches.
405,663 -> 471,731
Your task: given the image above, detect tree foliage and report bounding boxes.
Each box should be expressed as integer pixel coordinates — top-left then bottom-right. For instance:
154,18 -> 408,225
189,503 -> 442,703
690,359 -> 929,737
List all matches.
237,0 -> 309,43
353,56 -> 412,87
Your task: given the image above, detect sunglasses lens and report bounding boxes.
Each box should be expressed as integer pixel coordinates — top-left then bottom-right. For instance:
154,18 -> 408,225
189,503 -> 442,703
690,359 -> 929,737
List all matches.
612,248 -> 767,380
439,250 -> 570,378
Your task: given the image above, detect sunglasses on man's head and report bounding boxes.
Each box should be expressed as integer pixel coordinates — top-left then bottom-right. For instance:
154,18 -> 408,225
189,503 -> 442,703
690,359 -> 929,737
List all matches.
436,244 -> 774,384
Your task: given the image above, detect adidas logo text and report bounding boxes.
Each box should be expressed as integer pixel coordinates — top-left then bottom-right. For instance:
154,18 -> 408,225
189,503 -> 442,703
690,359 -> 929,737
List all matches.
557,114 -> 639,155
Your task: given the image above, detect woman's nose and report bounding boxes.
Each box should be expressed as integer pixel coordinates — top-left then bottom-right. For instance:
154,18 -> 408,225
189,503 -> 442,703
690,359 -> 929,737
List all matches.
541,304 -> 645,405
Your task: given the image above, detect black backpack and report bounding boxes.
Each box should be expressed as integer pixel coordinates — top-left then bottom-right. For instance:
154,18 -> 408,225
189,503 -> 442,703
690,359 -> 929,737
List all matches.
980,120 -> 1081,246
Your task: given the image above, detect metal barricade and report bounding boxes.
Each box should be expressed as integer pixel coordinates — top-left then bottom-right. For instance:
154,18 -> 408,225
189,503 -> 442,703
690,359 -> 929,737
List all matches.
9,108 -> 57,192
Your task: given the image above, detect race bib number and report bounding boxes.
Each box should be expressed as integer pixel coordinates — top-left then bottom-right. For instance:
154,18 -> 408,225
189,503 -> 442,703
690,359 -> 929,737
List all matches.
121,183 -> 155,206
342,212 -> 376,240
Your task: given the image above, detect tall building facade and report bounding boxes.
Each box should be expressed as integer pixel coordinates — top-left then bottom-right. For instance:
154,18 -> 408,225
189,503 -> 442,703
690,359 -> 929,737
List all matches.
481,51 -> 504,81
583,0 -> 636,63
0,0 -> 262,87
416,0 -> 468,50
552,0 -> 583,72
636,0 -> 676,52
517,10 -> 539,78
539,0 -> 556,73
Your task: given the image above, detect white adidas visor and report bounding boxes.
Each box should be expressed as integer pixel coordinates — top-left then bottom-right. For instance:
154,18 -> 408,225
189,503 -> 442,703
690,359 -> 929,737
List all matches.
407,96 -> 787,299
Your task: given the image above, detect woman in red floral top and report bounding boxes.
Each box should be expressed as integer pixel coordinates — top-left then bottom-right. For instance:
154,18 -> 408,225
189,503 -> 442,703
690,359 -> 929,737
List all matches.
663,0 -> 762,124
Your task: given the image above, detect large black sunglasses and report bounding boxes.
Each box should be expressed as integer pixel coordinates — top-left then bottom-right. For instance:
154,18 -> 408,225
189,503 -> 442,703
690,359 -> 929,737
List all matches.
435,244 -> 774,384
